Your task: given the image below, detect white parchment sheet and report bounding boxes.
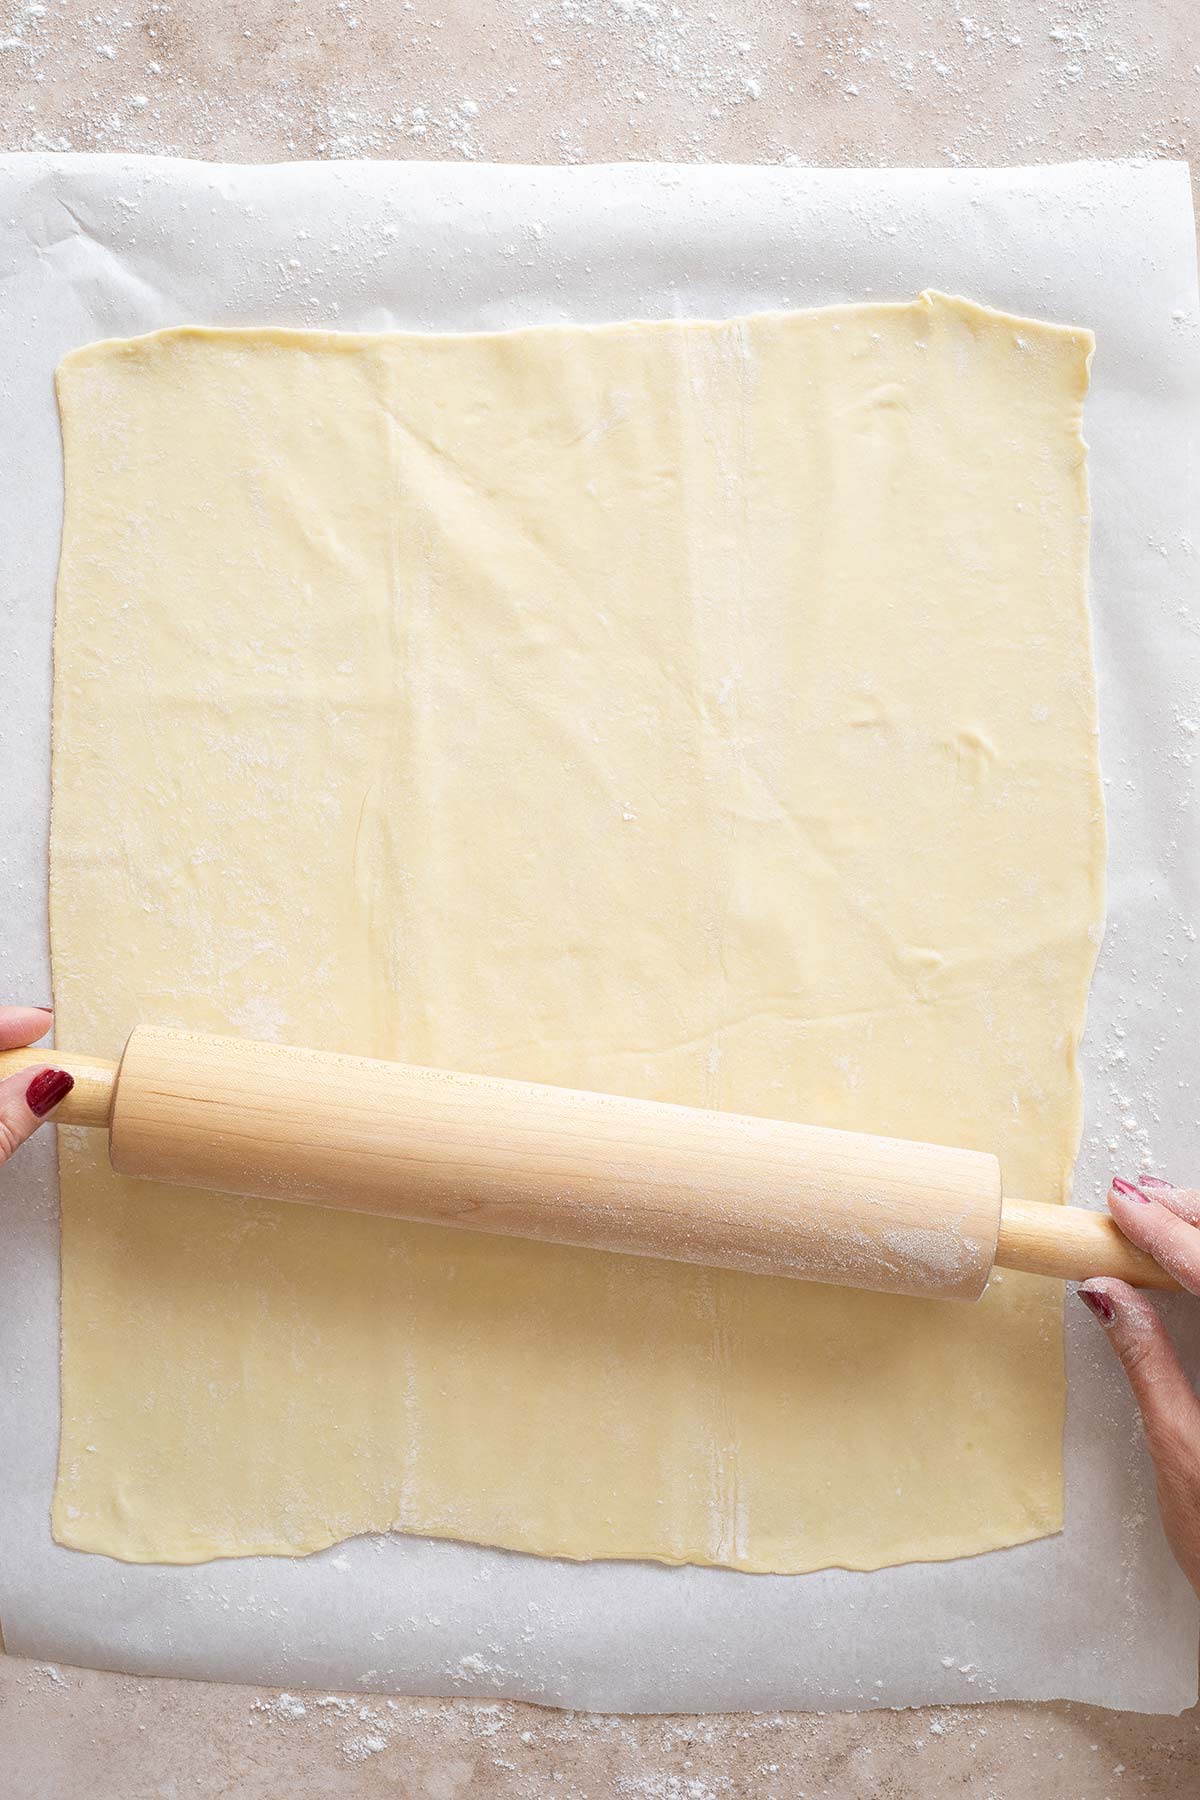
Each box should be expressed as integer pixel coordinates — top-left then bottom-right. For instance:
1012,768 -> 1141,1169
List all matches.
0,156 -> 1198,1714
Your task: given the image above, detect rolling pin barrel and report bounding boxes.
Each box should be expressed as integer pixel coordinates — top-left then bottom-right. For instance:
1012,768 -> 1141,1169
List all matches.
108,1026 -> 1003,1300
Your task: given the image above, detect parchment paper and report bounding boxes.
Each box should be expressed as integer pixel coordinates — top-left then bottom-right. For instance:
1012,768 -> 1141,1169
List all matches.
0,155 -> 1197,1715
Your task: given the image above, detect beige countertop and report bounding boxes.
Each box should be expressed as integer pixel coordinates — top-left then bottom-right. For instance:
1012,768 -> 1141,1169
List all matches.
1,1 -> 1198,1793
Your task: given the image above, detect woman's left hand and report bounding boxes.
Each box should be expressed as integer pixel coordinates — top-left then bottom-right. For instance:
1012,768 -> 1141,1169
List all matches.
0,1005 -> 73,1169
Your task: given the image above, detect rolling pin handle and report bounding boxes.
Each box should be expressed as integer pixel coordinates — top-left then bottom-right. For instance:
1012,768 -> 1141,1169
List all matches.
0,1048 -> 118,1130
993,1197 -> 1180,1292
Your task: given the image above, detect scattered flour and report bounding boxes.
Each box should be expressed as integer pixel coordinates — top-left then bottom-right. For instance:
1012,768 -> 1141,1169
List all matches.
342,1729 -> 389,1762
0,0 -> 1191,178
252,1691 -> 308,1722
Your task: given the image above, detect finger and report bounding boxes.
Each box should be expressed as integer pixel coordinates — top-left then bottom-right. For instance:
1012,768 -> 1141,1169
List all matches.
0,1005 -> 53,1052
1139,1177 -> 1200,1228
0,1065 -> 74,1169
1078,1279 -> 1200,1592
1107,1178 -> 1200,1296
1077,1279 -> 1200,1441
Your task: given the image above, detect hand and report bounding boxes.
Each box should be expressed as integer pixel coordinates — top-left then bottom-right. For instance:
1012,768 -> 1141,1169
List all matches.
1079,1177 -> 1200,1595
0,1006 -> 73,1168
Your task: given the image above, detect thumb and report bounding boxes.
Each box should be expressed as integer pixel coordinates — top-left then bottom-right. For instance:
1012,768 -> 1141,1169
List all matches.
0,1066 -> 75,1168
1078,1278 -> 1200,1593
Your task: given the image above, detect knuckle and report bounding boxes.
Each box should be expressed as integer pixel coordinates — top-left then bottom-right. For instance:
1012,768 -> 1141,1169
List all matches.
1144,1408 -> 1200,1475
1158,1216 -> 1200,1275
0,1114 -> 21,1167
1120,1332 -> 1162,1382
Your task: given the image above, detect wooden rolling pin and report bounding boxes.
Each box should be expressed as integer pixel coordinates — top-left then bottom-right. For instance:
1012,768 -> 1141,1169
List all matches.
0,1025 -> 1176,1301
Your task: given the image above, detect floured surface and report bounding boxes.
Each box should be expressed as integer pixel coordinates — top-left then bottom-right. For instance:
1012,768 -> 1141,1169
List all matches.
50,292 -> 1102,1572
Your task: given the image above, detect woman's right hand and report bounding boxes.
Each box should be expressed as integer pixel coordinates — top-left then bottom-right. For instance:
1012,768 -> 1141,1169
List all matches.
1079,1177 -> 1200,1596
0,1006 -> 74,1169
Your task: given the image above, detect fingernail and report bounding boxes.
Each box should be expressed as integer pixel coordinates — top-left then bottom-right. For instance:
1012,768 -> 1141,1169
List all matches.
1140,1176 -> 1174,1191
1077,1287 -> 1116,1324
32,1006 -> 52,1015
26,1069 -> 74,1117
1112,1177 -> 1152,1204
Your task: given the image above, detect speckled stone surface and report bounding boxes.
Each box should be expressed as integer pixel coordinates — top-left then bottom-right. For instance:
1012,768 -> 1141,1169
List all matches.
1,1 -> 1198,1792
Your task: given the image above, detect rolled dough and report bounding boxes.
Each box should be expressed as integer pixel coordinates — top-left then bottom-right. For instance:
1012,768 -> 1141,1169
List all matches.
50,292 -> 1104,1570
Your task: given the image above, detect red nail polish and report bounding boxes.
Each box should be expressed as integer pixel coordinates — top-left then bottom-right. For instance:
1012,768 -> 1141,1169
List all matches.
1112,1177 -> 1152,1204
1140,1176 -> 1173,1190
26,1069 -> 74,1118
1077,1288 -> 1116,1324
